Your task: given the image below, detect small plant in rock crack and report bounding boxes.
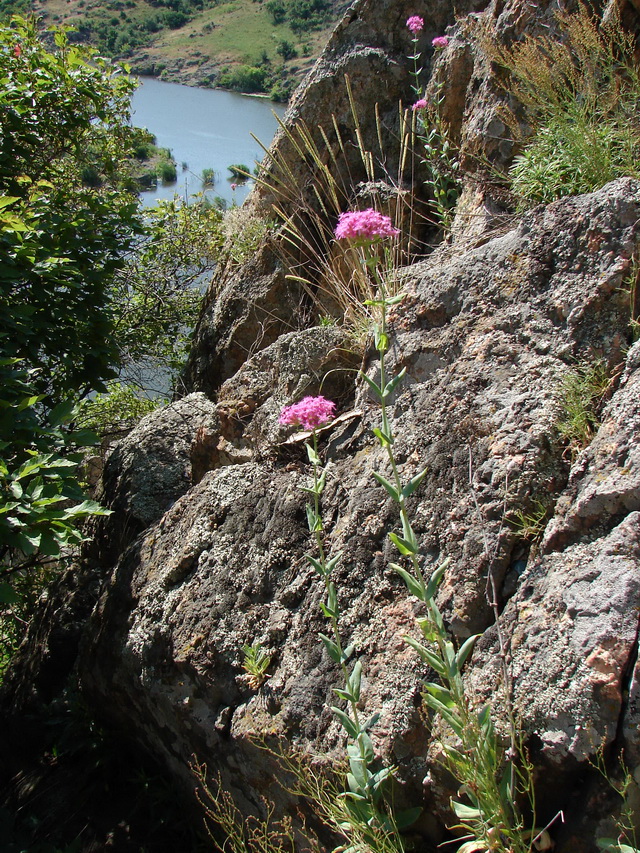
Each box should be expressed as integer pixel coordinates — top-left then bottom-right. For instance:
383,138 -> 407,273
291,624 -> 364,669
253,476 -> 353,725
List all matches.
507,500 -> 549,544
241,641 -> 272,689
406,17 -> 461,230
556,361 -> 611,458
279,386 -> 411,852
338,205 -> 546,852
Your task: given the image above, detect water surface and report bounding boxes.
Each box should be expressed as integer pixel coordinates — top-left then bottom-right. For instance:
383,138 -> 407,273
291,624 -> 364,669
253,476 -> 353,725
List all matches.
131,78 -> 286,207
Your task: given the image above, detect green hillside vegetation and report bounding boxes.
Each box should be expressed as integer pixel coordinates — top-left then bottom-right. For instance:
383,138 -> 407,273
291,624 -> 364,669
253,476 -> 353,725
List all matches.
8,0 -> 346,97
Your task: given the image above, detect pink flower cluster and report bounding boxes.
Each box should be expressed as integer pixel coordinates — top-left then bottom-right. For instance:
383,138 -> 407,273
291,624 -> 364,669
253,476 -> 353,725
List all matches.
406,15 -> 424,34
412,98 -> 428,111
432,36 -> 449,48
334,208 -> 400,241
279,396 -> 336,431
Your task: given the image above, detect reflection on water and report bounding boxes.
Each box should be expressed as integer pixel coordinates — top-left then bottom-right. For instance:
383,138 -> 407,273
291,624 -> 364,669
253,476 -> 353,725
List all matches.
131,77 -> 286,208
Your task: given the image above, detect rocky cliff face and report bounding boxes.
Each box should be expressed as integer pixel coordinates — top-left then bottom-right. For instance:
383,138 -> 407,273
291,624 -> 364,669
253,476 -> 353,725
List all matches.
4,1 -> 640,851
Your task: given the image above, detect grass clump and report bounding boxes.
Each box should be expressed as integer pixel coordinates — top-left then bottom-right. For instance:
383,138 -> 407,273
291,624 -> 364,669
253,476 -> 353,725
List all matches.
556,361 -> 611,456
240,641 -> 272,689
485,3 -> 640,206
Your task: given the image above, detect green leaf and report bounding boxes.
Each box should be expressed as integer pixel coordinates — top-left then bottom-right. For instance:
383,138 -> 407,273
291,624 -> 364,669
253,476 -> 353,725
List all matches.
348,660 -> 362,701
381,368 -> 406,399
17,394 -> 42,411
424,682 -> 453,706
393,564 -> 426,600
332,687 -> 356,703
394,806 -> 422,830
331,706 -> 358,739
320,602 -> 339,619
305,442 -> 320,466
372,426 -> 393,447
325,553 -> 342,573
402,467 -> 429,499
358,371 -> 383,401
62,499 -> 111,519
306,505 -> 321,532
319,633 -> 341,663
404,635 -> 447,675
388,531 -> 418,556
426,558 -> 449,598
48,398 -> 76,426
451,800 -> 482,821
361,712 -> 380,731
305,554 -> 325,575
341,643 -> 355,663
456,634 -> 478,670
372,471 -> 399,501
357,730 -> 374,763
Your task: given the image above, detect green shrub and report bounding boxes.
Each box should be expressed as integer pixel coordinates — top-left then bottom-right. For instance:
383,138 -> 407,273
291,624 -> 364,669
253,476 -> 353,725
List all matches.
228,163 -> 250,179
156,159 -> 177,182
510,111 -> 639,206
79,383 -> 162,436
218,65 -> 267,94
201,167 -> 216,185
276,39 -> 297,61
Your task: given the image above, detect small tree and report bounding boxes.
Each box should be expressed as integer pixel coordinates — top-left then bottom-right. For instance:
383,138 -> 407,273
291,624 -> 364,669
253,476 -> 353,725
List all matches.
0,17 -> 143,607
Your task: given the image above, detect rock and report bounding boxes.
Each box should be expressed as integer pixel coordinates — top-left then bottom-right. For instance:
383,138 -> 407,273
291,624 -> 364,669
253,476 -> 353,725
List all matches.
67,178 -> 640,851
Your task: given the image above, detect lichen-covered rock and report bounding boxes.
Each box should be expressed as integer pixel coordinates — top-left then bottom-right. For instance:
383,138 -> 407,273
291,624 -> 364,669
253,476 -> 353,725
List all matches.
66,179 -> 640,852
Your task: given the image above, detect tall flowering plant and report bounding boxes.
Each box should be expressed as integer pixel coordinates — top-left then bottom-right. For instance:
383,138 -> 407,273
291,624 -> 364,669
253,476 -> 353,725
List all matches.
346,204 -> 539,850
405,17 -> 460,229
279,213 -> 413,852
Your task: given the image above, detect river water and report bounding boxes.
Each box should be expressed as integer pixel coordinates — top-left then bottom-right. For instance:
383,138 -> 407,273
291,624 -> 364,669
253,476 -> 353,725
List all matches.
131,78 -> 287,208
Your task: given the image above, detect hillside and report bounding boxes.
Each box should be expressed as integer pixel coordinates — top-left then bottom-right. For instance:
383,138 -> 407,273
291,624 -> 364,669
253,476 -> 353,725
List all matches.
11,0 -> 348,95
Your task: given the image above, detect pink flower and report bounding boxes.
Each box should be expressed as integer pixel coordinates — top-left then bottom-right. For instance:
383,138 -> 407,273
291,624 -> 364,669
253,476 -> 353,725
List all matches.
334,208 -> 400,241
230,182 -> 237,190
432,36 -> 449,48
279,396 -> 336,431
412,98 -> 428,111
406,15 -> 424,34
13,44 -> 21,58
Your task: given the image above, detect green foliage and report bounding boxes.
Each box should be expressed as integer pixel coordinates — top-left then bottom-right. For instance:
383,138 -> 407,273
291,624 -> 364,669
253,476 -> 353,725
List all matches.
358,246 -> 537,853
0,18 -> 142,402
109,195 -> 224,390
156,158 -> 177,182
556,361 -> 610,456
78,383 -> 162,437
507,499 -> 549,543
593,750 -> 640,853
510,113 -> 640,206
413,91 -> 461,229
492,4 -> 640,205
266,0 -> 332,33
228,163 -> 251,179
0,17 -> 144,606
276,38 -> 297,61
241,641 -> 272,689
201,167 -> 216,185
219,64 -> 268,93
